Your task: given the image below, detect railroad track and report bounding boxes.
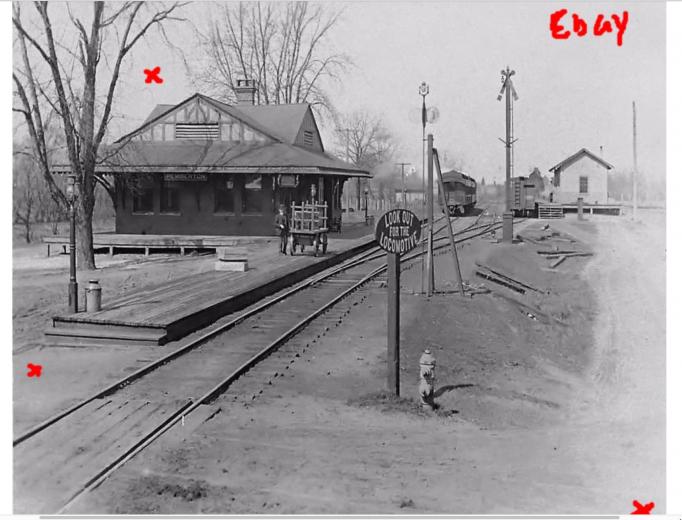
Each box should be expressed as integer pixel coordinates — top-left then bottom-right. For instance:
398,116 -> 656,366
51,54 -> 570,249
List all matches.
14,212 -> 505,514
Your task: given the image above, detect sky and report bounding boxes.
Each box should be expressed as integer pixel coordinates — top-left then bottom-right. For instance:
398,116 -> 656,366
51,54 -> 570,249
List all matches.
15,1 -> 666,187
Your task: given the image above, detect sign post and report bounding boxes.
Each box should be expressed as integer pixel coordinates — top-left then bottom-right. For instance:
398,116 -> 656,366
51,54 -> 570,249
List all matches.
375,208 -> 421,396
386,252 -> 400,395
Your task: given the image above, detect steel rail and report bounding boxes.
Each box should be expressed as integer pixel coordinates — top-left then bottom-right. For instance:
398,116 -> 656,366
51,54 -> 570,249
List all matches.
56,262 -> 387,514
14,215 -> 448,446
13,246 -> 378,446
55,213 -> 516,513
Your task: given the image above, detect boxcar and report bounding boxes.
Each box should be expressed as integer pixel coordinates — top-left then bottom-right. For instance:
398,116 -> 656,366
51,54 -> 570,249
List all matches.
511,176 -> 541,217
439,170 -> 477,216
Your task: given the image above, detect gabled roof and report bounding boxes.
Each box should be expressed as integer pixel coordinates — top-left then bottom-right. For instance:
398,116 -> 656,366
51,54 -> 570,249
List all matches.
55,140 -> 370,177
116,93 -> 282,144
52,93 -> 369,177
549,148 -> 614,172
142,104 -> 174,124
236,104 -> 310,145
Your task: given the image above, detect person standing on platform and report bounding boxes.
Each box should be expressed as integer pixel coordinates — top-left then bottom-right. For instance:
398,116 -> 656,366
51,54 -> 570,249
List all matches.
274,204 -> 289,254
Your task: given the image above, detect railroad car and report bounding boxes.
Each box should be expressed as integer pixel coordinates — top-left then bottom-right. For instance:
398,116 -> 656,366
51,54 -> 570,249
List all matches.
439,170 -> 477,216
510,175 -> 542,217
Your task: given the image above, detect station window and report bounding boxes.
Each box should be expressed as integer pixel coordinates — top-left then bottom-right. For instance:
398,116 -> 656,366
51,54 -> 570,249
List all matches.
160,179 -> 180,213
132,175 -> 154,213
214,175 -> 235,213
579,176 -> 588,193
242,174 -> 263,214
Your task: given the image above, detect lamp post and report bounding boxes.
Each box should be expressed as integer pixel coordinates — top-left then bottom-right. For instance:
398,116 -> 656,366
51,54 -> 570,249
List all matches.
66,174 -> 78,313
364,186 -> 369,224
419,81 -> 429,295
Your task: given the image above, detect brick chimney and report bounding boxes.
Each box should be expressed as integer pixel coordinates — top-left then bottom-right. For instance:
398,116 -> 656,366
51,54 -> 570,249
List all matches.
235,79 -> 257,105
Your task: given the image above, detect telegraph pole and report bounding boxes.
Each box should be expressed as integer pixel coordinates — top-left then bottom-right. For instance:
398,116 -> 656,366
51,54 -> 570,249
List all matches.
497,66 -> 518,242
426,134 -> 435,296
419,82 -> 430,295
396,162 -> 411,208
632,101 -> 638,221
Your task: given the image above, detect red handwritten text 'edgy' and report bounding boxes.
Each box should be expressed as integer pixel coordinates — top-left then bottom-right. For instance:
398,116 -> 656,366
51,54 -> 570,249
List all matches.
550,9 -> 629,47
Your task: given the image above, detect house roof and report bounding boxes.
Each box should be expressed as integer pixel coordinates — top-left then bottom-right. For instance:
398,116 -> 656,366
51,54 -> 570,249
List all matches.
53,93 -> 368,177
117,93 -> 283,144
236,104 -> 310,145
142,104 -> 174,124
549,148 -> 614,172
52,140 -> 370,177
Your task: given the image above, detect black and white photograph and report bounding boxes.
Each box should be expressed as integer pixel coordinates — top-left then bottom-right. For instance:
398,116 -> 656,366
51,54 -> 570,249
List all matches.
9,0 -> 670,514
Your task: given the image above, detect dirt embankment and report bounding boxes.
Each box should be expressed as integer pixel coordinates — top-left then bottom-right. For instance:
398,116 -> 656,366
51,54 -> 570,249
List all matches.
62,213 -> 665,514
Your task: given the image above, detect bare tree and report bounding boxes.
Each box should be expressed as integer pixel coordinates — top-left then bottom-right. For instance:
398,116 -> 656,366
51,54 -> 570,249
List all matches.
13,1 -> 184,269
13,139 -> 68,243
333,111 -> 395,208
194,2 -> 349,115
13,152 -> 39,244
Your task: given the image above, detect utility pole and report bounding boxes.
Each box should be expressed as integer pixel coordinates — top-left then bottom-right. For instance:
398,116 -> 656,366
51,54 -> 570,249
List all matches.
396,162 -> 411,208
632,101 -> 638,221
419,81 -> 430,295
497,66 -> 518,242
426,134 -> 435,296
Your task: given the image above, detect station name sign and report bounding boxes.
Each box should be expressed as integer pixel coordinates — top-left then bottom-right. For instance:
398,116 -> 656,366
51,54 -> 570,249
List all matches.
163,173 -> 208,182
375,209 -> 421,255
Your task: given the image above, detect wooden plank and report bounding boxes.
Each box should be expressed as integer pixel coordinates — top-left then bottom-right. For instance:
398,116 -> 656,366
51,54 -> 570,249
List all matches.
550,255 -> 567,268
474,262 -> 542,293
537,250 -> 590,255
475,270 -> 526,294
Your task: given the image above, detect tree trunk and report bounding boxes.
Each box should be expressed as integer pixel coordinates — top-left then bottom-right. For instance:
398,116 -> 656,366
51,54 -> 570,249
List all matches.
77,192 -> 96,270
24,220 -> 31,244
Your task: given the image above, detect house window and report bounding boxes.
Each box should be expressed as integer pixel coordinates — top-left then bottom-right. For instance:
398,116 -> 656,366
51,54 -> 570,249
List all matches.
242,174 -> 263,214
579,176 -> 588,193
160,179 -> 180,213
132,175 -> 154,213
214,176 -> 235,213
303,130 -> 314,147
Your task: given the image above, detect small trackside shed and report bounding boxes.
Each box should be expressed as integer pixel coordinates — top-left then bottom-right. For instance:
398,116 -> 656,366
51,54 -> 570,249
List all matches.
52,85 -> 370,236
549,148 -> 614,205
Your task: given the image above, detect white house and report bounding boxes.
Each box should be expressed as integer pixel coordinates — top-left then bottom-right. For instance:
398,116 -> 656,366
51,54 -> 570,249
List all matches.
549,148 -> 614,204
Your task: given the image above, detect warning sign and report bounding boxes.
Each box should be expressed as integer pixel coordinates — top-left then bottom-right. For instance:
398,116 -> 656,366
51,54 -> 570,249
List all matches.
375,209 -> 421,255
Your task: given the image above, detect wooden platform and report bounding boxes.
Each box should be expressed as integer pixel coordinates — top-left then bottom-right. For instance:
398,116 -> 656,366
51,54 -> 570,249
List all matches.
43,233 -> 276,257
45,235 -> 375,348
538,203 -> 564,219
561,204 -> 622,216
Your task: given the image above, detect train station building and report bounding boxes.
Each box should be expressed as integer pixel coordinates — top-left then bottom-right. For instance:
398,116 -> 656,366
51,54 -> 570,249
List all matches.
54,82 -> 370,236
549,148 -> 613,205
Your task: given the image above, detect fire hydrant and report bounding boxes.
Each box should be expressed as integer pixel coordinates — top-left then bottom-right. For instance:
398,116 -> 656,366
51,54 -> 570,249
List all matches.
85,279 -> 102,312
419,349 -> 436,410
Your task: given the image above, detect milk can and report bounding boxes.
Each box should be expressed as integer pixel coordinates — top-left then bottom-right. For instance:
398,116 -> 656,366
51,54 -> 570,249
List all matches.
85,279 -> 102,312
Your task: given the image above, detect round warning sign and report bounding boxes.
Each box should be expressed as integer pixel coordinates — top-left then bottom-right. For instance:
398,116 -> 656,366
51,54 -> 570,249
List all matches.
375,209 -> 421,255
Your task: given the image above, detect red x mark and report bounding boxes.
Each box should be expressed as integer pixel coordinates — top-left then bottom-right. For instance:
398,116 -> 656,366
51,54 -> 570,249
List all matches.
26,363 -> 42,378
631,500 -> 654,514
143,66 -> 163,84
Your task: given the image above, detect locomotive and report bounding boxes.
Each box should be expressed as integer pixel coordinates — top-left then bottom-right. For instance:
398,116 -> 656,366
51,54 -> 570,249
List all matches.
439,169 -> 477,216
